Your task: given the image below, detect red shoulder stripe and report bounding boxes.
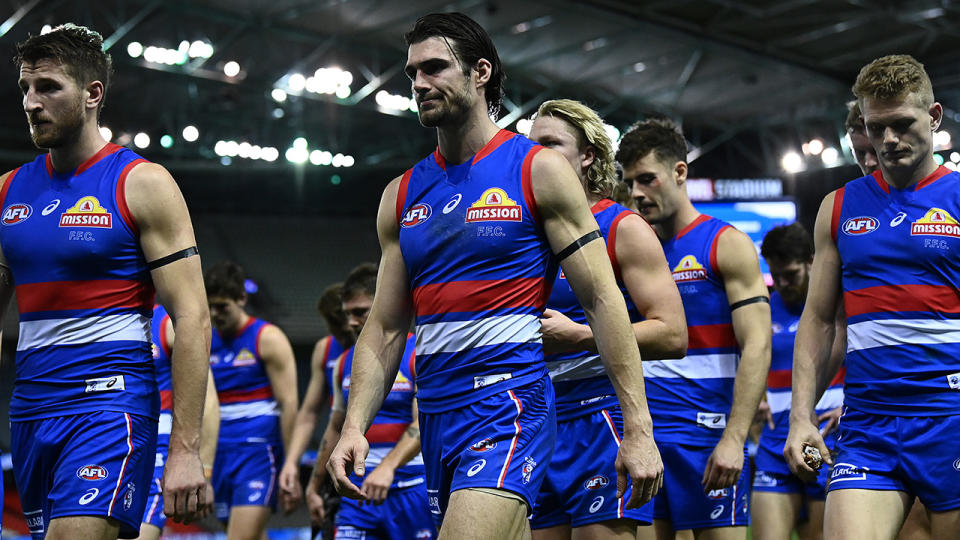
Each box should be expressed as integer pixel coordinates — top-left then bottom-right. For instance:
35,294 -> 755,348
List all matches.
830,187 -> 845,244
395,169 -> 413,224
521,145 -> 544,225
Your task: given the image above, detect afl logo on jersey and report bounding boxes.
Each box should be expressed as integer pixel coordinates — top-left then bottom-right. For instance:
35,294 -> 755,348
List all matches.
59,196 -> 112,228
911,208 -> 960,238
77,465 -> 108,481
465,188 -> 522,223
583,475 -> 609,490
842,216 -> 878,236
671,255 -> 707,282
2,203 -> 32,225
402,203 -> 432,228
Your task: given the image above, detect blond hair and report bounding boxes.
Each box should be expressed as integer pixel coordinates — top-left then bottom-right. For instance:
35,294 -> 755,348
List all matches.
844,100 -> 864,134
853,54 -> 934,107
535,99 -> 616,198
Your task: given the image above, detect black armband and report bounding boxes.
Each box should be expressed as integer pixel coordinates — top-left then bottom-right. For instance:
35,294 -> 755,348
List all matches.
730,295 -> 769,311
555,230 -> 602,262
147,246 -> 199,270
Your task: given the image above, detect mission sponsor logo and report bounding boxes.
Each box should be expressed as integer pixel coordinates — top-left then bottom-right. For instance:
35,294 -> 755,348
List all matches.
233,348 -> 256,367
672,255 -> 707,282
59,196 -> 112,228
392,370 -> 413,392
842,216 -> 878,236
2,203 -> 32,225
911,208 -> 960,238
465,188 -> 521,223
401,203 -> 432,228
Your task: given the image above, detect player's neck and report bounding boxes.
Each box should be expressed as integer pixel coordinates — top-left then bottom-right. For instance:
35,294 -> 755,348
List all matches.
435,109 -> 500,165
223,313 -> 251,338
879,153 -> 939,190
655,199 -> 700,241
47,123 -> 108,174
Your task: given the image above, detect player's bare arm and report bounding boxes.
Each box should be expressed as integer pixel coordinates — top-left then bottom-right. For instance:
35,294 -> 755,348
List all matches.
786,192 -> 842,479
616,214 -> 687,359
280,336 -> 331,510
541,214 -> 687,360
259,324 -> 299,448
163,319 -> 219,518
702,226 -> 771,491
531,147 -> 663,508
361,397 -> 422,505
125,162 -> 210,524
327,176 -> 414,496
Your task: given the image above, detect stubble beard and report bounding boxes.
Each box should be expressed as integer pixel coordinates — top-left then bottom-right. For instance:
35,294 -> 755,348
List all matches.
30,99 -> 85,150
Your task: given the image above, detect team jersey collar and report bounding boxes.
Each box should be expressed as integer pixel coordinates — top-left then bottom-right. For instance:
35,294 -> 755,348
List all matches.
673,213 -> 710,241
870,164 -> 951,193
590,198 -> 616,214
432,129 -> 515,171
44,142 -> 124,178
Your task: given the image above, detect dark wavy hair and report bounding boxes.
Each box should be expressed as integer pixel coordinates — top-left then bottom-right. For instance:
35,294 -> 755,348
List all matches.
15,23 -> 113,119
616,117 -> 687,168
405,12 -> 505,118
204,261 -> 247,300
342,262 -> 378,301
761,222 -> 814,263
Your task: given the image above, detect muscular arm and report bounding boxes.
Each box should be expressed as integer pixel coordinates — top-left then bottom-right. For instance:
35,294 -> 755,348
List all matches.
328,177 -> 414,496
792,193 -> 843,421
701,227 -> 771,490
126,162 -> 210,521
542,215 -> 686,359
0,173 -> 18,372
531,149 -> 662,506
259,324 -> 299,448
341,178 -> 415,435
164,319 -> 218,472
717,228 -> 772,446
285,337 -> 331,468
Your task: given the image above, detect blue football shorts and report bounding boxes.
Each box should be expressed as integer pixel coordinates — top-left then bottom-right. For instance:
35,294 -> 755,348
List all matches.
418,375 -> 556,528
531,404 -> 652,529
11,411 -> 157,539
212,441 -> 282,521
334,480 -> 437,540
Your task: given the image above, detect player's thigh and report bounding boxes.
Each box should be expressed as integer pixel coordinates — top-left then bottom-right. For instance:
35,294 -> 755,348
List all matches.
896,499 -> 931,540
691,525 -> 746,540
46,515 -> 120,540
824,489 -> 910,540
226,505 -> 272,540
636,519 -> 673,540
133,522 -> 162,540
750,491 -> 801,540
675,531 -> 694,540
797,498 -> 825,540
927,508 -> 960,540
439,488 -> 530,540
532,524 -> 571,540
572,518 -> 637,540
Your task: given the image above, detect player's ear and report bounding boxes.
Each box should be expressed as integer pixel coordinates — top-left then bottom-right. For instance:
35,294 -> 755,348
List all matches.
581,145 -> 595,170
674,161 -> 688,185
930,102 -> 943,131
474,58 -> 492,89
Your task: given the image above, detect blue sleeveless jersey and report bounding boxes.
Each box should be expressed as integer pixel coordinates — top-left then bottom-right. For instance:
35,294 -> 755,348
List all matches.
833,166 -> 960,415
0,144 -> 158,420
396,130 -> 555,413
152,304 -> 174,450
338,334 -> 425,488
545,199 -> 642,421
210,317 -> 282,444
757,291 -> 843,471
323,336 -> 347,406
643,215 -> 739,445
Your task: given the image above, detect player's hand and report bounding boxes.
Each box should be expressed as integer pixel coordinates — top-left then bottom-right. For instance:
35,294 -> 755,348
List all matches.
539,309 -> 587,354
279,460 -> 303,514
197,480 -> 215,520
305,476 -> 326,526
615,430 -> 663,509
784,413 -> 833,482
326,428 -> 368,500
361,464 -> 394,505
161,449 -> 207,523
755,400 -> 775,430
702,434 -> 744,492
817,406 -> 842,437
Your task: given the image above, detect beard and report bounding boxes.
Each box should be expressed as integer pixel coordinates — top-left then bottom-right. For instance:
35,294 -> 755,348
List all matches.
417,80 -> 474,128
29,100 -> 85,149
